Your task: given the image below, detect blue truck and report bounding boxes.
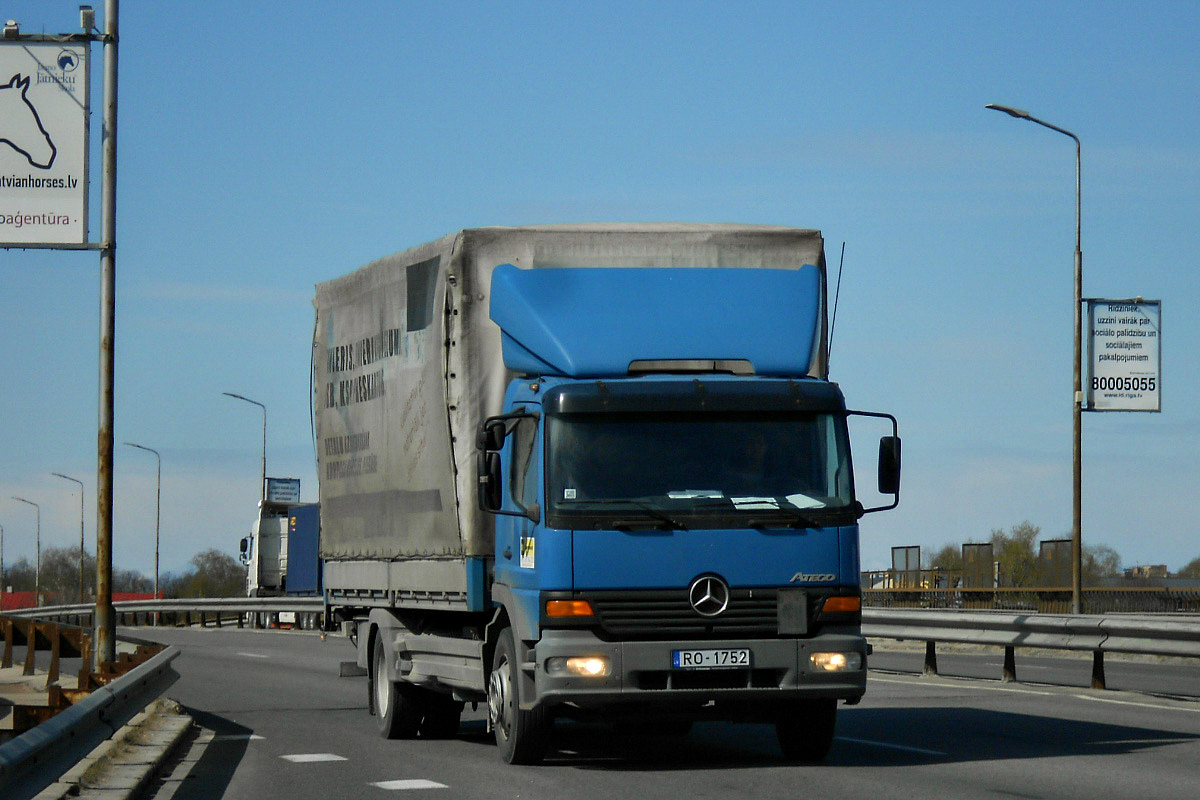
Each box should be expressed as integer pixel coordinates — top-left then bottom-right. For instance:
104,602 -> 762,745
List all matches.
313,224 -> 900,763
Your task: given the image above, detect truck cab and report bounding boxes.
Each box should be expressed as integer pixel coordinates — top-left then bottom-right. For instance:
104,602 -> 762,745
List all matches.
239,503 -> 287,597
474,264 -> 900,762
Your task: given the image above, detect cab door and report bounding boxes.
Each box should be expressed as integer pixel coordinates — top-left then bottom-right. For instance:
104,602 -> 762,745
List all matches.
493,414 -> 542,592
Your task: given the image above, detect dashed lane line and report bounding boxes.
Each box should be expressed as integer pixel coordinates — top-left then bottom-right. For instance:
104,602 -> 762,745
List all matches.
873,673 -> 1200,714
1073,693 -> 1200,714
212,733 -> 264,741
281,753 -> 348,763
871,675 -> 1054,695
835,736 -> 948,756
372,779 -> 449,790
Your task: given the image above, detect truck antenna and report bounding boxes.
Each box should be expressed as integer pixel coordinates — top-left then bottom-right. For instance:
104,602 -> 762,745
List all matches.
828,241 -> 846,364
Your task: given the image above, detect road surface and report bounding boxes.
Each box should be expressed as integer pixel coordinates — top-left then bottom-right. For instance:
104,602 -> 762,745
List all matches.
136,626 -> 1200,800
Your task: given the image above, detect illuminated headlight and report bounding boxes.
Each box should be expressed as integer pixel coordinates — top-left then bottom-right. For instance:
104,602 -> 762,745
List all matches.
809,652 -> 862,672
546,656 -> 612,678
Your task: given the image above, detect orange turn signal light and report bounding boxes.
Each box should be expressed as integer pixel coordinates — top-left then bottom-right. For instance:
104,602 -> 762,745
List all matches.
546,600 -> 595,618
821,596 -> 861,614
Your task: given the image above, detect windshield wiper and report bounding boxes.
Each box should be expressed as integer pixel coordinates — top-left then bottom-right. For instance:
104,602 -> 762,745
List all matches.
744,509 -> 821,530
563,499 -> 688,530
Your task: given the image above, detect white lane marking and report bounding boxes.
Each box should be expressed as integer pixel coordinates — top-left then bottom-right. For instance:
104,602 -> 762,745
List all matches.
237,652 -> 269,659
836,736 -> 947,756
871,676 -> 1054,695
281,753 -> 347,763
1074,694 -> 1200,714
212,733 -> 264,741
874,674 -> 1200,712
372,779 -> 448,790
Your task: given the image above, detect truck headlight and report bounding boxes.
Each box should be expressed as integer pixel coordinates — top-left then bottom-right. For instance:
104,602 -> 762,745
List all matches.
546,656 -> 611,678
809,652 -> 862,672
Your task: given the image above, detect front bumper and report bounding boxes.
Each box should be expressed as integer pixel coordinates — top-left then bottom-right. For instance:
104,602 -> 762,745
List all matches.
527,629 -> 867,715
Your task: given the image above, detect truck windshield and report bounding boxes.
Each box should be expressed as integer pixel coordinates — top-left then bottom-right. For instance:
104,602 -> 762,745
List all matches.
545,411 -> 855,529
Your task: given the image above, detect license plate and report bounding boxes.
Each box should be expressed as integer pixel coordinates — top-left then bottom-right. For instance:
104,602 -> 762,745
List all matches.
672,648 -> 751,669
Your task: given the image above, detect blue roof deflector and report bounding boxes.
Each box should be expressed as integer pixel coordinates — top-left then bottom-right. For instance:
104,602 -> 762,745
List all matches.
489,264 -> 823,378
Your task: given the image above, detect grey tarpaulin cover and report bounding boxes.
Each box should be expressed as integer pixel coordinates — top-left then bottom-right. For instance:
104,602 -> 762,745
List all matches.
312,224 -> 826,564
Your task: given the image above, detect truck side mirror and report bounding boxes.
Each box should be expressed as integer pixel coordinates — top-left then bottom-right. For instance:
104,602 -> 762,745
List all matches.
877,436 -> 901,495
479,419 -> 507,452
478,451 -> 504,511
477,417 -> 509,513
239,536 -> 251,565
477,410 -> 540,520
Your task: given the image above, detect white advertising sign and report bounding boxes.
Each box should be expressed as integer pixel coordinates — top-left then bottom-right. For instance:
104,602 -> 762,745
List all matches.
266,478 -> 302,504
0,41 -> 89,247
1087,299 -> 1161,412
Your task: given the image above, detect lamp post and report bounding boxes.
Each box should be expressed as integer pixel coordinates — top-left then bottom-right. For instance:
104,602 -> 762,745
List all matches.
0,523 -> 5,612
223,392 -> 267,502
11,497 -> 41,606
123,443 -> 161,604
52,473 -> 87,603
986,103 -> 1083,614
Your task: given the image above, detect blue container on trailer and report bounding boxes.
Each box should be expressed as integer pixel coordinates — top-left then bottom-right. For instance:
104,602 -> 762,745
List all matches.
286,503 -> 322,595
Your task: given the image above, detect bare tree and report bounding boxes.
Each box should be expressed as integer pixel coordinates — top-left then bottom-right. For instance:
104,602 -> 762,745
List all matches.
3,557 -> 36,592
990,522 -> 1040,588
163,549 -> 245,598
926,543 -> 962,573
1082,544 -> 1122,584
1176,556 -> 1200,579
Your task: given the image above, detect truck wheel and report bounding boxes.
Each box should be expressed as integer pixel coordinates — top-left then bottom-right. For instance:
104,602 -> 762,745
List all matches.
420,692 -> 463,739
775,699 -> 837,763
372,634 -> 423,739
488,628 -> 547,764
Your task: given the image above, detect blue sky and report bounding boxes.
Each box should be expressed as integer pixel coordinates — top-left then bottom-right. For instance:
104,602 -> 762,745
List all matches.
1,1 -> 1198,578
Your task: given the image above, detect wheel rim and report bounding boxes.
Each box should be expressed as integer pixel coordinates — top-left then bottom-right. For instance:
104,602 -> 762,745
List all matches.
374,643 -> 390,718
488,655 -> 511,739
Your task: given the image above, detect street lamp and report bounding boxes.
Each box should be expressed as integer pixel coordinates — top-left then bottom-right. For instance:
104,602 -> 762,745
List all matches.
11,497 -> 41,605
986,103 -> 1084,614
123,443 -> 161,603
223,392 -> 267,502
52,472 -> 87,603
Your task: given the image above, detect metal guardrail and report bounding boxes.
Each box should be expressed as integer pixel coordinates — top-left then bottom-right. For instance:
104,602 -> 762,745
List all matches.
5,597 -> 326,630
862,607 -> 1200,689
863,586 -> 1200,614
0,598 -> 319,796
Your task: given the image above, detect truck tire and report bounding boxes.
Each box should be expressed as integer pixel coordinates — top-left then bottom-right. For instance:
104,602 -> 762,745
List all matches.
488,628 -> 547,764
372,634 -> 422,739
775,698 -> 837,763
420,692 -> 463,739
646,718 -> 693,737
614,717 -> 692,738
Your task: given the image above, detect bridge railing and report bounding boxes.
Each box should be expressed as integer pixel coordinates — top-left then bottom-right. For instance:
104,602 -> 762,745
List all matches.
862,607 -> 1200,689
3,597 -> 326,631
863,586 -> 1200,614
0,614 -> 179,799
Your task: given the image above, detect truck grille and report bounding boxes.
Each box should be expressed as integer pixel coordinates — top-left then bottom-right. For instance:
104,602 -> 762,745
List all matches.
582,588 -> 788,640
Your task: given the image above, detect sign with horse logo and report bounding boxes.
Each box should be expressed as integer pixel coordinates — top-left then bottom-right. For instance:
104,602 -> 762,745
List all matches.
0,42 -> 89,247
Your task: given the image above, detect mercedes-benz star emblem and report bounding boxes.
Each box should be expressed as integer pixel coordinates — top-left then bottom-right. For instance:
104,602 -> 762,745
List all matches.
688,575 -> 730,617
